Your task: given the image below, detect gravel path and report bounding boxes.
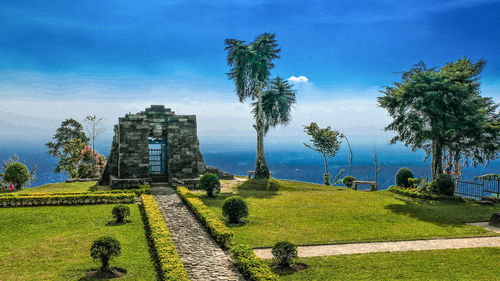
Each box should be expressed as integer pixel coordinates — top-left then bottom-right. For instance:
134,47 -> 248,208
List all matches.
154,188 -> 243,281
254,234 -> 500,259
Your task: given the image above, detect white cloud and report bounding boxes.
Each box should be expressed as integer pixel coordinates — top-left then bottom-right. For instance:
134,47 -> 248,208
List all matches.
288,76 -> 309,83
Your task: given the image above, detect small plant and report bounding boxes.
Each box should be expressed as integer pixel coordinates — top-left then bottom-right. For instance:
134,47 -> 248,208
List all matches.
199,173 -> 220,197
267,178 -> 281,191
430,174 -> 455,196
222,196 -> 248,224
112,205 -> 130,223
407,178 -> 421,189
323,173 -> 331,185
342,176 -> 357,188
90,236 -> 121,273
395,168 -> 414,187
272,241 -> 298,269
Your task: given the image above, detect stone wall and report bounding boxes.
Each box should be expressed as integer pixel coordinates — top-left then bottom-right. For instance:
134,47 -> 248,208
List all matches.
101,105 -> 206,185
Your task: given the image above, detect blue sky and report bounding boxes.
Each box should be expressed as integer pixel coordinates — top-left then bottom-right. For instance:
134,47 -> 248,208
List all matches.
1,0 -> 500,144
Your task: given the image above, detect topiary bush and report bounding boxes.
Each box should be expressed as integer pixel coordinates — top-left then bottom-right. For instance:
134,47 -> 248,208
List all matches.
267,178 -> 281,191
90,236 -> 121,273
395,168 -> 414,187
3,163 -> 30,190
199,173 -> 220,197
272,241 -> 298,269
430,174 -> 456,196
112,205 -> 130,223
342,176 -> 357,188
222,196 -> 248,224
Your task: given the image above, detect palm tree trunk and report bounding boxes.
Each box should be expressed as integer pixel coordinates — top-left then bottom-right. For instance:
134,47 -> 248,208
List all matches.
431,137 -> 443,180
254,87 -> 270,179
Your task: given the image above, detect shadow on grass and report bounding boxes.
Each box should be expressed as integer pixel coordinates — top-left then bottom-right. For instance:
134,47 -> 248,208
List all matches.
105,220 -> 131,226
385,196 -> 481,228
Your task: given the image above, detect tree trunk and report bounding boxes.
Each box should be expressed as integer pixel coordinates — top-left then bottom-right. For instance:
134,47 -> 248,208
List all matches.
254,87 -> 270,179
431,138 -> 443,180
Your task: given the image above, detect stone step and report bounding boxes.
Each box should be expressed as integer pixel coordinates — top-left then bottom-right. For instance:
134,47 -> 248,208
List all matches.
151,182 -> 170,187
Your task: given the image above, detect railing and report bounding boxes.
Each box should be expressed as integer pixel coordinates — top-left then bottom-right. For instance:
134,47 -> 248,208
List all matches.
455,178 -> 500,200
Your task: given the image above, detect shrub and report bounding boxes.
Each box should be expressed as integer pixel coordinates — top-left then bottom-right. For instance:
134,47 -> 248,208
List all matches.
112,205 -> 130,223
3,163 -> 30,190
388,186 -> 464,202
430,174 -> 456,196
176,187 -> 234,247
222,196 -> 248,224
342,176 -> 357,188
0,193 -> 135,208
272,241 -> 298,268
267,178 -> 281,191
141,195 -> 189,280
199,173 -> 220,197
407,177 -> 421,189
90,236 -> 121,272
395,168 -> 414,187
230,244 -> 280,281
323,173 -> 331,185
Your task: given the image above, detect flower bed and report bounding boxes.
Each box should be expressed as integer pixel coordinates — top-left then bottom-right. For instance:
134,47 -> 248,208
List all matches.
0,186 -> 151,198
141,194 -> 189,281
0,193 -> 135,207
176,186 -> 234,248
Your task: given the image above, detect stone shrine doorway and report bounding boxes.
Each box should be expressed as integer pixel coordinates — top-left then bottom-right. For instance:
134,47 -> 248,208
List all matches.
148,138 -> 167,175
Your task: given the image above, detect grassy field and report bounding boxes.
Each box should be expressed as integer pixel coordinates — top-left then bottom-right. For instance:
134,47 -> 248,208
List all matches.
197,180 -> 500,248
276,247 -> 500,280
14,181 -> 105,194
0,204 -> 157,280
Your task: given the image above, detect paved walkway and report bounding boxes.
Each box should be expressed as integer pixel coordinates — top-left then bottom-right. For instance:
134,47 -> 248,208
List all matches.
254,233 -> 500,259
153,187 -> 243,281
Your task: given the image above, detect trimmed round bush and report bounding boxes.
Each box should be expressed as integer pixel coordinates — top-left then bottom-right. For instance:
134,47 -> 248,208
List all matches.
267,178 -> 281,191
200,173 -> 220,197
3,163 -> 30,190
395,168 -> 414,187
342,176 -> 357,188
222,196 -> 248,224
430,174 -> 455,196
112,205 -> 130,223
272,241 -> 298,268
90,236 -> 121,272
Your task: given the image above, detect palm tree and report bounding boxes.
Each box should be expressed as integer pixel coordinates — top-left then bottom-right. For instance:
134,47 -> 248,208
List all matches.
225,33 -> 281,179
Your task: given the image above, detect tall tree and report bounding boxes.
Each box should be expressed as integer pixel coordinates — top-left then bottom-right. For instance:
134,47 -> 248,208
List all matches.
303,122 -> 342,185
83,115 -> 105,153
225,33 -> 281,179
378,58 -> 500,179
46,118 -> 89,176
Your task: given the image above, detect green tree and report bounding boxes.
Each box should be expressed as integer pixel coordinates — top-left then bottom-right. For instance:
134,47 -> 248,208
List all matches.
303,122 -> 342,185
378,58 -> 500,179
46,118 -> 89,177
225,33 -> 281,179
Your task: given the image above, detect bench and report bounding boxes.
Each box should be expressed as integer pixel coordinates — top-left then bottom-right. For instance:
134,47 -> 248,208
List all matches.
352,180 -> 377,191
247,171 -> 272,179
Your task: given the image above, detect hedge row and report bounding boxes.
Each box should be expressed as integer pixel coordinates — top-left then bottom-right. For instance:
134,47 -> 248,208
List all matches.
0,186 -> 151,198
0,193 -> 135,207
141,194 -> 189,281
230,245 -> 280,281
176,186 -> 234,248
388,186 -> 465,202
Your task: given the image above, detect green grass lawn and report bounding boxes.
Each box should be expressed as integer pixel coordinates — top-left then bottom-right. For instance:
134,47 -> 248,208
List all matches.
14,181 -> 106,194
0,204 -> 157,280
276,247 -> 500,280
197,180 -> 500,248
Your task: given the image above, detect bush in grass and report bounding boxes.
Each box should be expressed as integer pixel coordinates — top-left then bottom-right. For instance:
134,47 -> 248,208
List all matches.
199,173 -> 220,197
395,168 -> 414,187
272,241 -> 298,269
112,205 -> 130,223
430,174 -> 455,196
267,178 -> 281,191
3,163 -> 30,190
222,196 -> 248,224
342,176 -> 357,188
90,236 -> 121,273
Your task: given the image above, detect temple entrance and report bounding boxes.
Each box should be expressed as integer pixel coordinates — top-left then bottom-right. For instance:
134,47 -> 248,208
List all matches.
148,138 -> 167,175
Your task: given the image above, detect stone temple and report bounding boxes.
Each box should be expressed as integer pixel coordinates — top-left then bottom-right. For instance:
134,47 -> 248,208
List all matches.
100,105 -> 231,187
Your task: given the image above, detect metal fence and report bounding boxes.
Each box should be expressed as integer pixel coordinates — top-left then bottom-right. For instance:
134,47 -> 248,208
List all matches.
455,178 -> 500,199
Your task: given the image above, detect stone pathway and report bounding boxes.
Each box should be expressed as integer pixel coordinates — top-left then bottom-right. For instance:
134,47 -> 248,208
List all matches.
254,234 -> 500,259
154,188 -> 243,281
